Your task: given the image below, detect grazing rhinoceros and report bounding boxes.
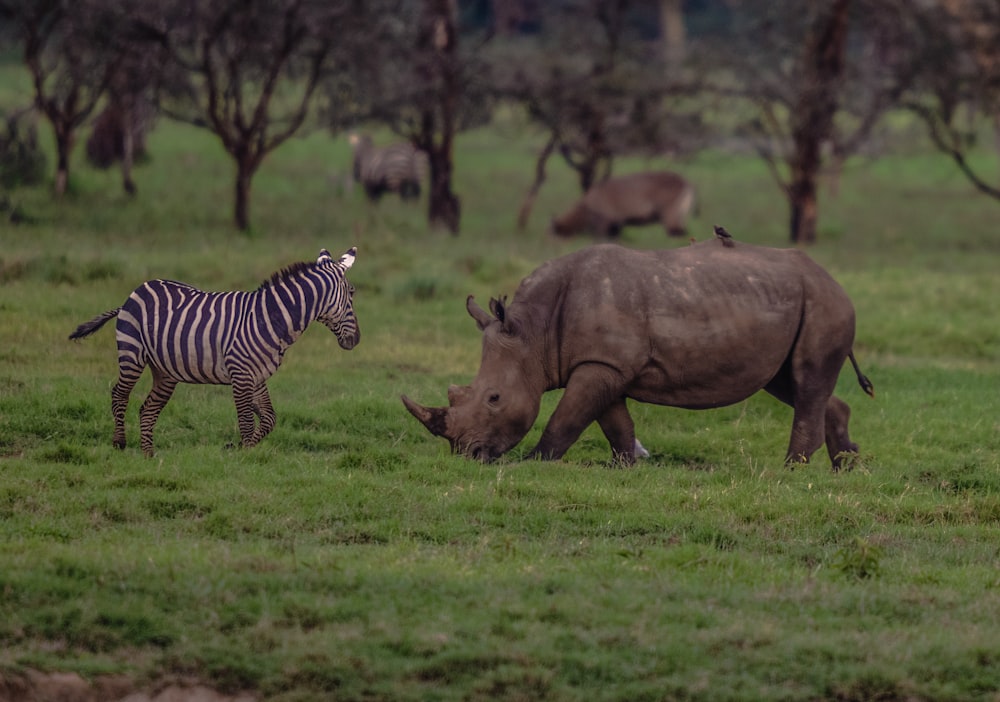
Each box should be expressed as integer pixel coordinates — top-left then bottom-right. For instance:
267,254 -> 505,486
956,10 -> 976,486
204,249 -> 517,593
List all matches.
550,171 -> 696,239
402,241 -> 874,469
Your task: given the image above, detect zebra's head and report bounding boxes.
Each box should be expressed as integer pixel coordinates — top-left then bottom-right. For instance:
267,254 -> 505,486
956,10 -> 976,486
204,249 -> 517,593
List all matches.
315,247 -> 360,350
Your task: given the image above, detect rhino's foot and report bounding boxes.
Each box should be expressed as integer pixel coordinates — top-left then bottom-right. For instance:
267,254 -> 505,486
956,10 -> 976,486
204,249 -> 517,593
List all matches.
831,446 -> 861,472
784,453 -> 810,470
609,450 -> 637,468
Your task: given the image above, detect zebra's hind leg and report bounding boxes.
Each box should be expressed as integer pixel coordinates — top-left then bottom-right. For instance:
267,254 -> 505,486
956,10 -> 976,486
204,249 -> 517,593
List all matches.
232,375 -> 261,448
249,384 -> 276,446
111,360 -> 144,450
138,370 -> 178,457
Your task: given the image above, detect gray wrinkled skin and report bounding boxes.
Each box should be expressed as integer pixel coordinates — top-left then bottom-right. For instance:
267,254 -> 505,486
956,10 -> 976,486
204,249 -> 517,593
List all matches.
403,241 -> 872,469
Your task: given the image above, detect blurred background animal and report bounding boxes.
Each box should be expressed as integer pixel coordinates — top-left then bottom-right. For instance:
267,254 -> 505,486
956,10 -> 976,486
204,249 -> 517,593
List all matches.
349,132 -> 429,203
550,171 -> 697,239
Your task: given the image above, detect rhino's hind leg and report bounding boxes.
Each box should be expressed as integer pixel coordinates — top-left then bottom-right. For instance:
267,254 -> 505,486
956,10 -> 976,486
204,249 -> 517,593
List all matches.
765,370 -> 857,470
824,395 -> 860,471
785,403 -> 828,467
763,372 -> 828,467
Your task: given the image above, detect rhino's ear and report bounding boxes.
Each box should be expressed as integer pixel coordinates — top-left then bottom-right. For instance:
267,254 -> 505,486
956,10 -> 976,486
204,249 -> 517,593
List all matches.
489,296 -> 520,335
489,296 -> 507,323
466,295 -> 494,331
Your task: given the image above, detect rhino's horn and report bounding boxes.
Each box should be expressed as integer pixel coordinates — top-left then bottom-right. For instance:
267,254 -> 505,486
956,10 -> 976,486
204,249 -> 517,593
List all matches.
401,395 -> 450,437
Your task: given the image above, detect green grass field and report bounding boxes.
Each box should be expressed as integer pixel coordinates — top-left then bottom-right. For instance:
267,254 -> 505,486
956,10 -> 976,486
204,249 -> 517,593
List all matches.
2,81 -> 1000,700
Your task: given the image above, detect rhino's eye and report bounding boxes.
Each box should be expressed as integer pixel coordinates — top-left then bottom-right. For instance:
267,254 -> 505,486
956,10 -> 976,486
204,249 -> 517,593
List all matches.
488,393 -> 501,405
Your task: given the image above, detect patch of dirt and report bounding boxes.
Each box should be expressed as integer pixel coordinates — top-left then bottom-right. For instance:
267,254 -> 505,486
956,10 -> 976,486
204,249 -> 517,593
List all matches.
0,671 -> 256,702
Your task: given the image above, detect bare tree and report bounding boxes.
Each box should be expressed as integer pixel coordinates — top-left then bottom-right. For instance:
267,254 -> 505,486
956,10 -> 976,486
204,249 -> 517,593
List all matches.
498,0 -> 703,230
413,0 -> 463,233
330,0 -> 491,235
903,0 -> 1000,199
146,0 -> 367,231
0,0 -> 125,197
786,0 -> 852,244
716,0 -> 920,243
85,32 -> 164,196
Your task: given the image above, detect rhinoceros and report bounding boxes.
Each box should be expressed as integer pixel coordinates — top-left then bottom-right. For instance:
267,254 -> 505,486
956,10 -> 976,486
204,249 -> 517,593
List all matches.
402,241 -> 874,469
550,171 -> 696,239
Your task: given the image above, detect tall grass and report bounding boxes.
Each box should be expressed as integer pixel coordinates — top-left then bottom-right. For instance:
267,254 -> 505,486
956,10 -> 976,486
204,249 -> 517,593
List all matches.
2,73 -> 1000,699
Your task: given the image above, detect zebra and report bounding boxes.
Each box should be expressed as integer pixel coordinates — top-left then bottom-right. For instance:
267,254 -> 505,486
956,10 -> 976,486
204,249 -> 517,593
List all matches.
69,248 -> 360,457
348,132 -> 429,202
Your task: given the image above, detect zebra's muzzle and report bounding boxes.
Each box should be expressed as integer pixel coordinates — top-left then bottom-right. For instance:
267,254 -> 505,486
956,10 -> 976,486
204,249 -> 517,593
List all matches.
337,328 -> 360,350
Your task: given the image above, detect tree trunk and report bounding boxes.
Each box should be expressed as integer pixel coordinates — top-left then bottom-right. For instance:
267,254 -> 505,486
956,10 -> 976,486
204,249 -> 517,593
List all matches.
234,156 -> 254,232
120,96 -> 136,196
787,0 -> 851,244
558,113 -> 612,193
121,95 -> 136,195
427,143 -> 461,234
517,135 -> 557,230
659,0 -> 685,69
54,127 -> 72,198
418,0 -> 462,235
788,172 -> 819,245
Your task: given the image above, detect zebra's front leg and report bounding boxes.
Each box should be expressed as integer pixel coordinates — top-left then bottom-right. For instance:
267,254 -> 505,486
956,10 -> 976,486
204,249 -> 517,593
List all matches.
249,384 -> 276,446
138,371 -> 178,457
232,375 -> 257,446
232,374 -> 274,448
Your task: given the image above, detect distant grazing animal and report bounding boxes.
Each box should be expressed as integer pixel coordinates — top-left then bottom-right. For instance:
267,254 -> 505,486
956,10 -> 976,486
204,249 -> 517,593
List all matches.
403,242 -> 874,469
714,224 -> 734,247
349,133 -> 428,202
550,171 -> 697,239
69,248 -> 360,456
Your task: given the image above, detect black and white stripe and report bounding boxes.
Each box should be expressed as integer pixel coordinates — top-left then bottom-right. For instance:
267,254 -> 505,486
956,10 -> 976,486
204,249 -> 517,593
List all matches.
70,248 -> 359,456
349,133 -> 428,202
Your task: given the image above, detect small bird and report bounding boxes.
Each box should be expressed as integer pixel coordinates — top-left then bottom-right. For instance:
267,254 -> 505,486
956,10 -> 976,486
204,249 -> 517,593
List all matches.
713,225 -> 735,248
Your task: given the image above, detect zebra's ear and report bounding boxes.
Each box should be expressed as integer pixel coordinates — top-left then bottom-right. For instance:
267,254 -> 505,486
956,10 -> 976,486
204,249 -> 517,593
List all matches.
338,247 -> 357,270
317,249 -> 333,266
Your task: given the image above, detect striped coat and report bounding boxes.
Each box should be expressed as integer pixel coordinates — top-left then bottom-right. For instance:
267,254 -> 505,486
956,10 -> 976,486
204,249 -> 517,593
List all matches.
70,248 -> 359,456
349,133 -> 428,202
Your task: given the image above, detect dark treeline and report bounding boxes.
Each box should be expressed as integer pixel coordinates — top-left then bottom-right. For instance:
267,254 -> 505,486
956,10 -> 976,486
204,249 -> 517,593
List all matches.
1,0 -> 998,240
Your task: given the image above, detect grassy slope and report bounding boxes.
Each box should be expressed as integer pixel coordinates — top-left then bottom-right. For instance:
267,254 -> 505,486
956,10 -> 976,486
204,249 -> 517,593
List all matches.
2,75 -> 1000,700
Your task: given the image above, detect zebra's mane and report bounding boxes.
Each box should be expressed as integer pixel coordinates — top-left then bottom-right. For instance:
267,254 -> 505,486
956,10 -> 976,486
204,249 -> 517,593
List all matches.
257,261 -> 316,292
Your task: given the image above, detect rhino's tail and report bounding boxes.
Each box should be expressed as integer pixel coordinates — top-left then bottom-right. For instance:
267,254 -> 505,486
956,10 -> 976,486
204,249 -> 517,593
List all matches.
848,351 -> 875,398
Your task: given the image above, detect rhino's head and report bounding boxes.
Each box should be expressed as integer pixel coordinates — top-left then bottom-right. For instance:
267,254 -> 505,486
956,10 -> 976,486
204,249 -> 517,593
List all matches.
402,295 -> 543,462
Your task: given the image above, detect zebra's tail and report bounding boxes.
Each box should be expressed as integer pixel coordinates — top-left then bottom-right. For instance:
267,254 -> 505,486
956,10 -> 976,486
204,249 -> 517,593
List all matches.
69,308 -> 121,340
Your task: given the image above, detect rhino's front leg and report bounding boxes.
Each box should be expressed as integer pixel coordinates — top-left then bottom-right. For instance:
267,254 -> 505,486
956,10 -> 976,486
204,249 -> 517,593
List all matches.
529,363 -> 625,461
